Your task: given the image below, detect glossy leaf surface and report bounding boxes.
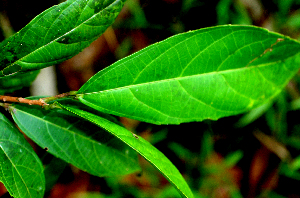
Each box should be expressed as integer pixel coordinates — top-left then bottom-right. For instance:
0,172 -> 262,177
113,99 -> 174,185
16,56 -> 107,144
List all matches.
0,113 -> 45,198
10,100 -> 140,177
57,102 -> 194,198
77,25 -> 300,124
0,0 -> 125,77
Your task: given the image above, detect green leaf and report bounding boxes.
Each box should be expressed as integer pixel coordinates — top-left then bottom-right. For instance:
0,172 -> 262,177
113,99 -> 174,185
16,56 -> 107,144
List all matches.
10,99 -> 140,177
223,150 -> 243,168
0,0 -> 125,77
77,25 -> 300,124
57,102 -> 194,198
0,70 -> 39,94
43,155 -> 67,192
235,100 -> 273,128
0,113 -> 45,198
216,0 -> 232,25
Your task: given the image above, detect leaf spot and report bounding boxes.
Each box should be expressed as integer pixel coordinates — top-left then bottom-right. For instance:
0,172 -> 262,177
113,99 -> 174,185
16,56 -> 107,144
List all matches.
132,133 -> 139,139
246,37 -> 285,67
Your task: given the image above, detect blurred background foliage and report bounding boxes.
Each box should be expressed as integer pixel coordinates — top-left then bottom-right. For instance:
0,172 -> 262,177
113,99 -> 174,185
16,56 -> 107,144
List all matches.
2,0 -> 300,197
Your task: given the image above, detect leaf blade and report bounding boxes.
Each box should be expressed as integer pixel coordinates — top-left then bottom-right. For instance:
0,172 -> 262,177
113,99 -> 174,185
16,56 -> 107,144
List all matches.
0,0 -> 125,77
0,113 -> 45,198
57,102 -> 194,198
10,100 -> 140,177
77,25 -> 300,124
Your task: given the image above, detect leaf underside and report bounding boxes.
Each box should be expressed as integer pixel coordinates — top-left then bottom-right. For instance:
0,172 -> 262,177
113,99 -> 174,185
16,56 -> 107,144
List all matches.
0,113 -> 45,198
0,0 -> 125,77
11,100 -> 140,178
77,25 -> 300,124
57,102 -> 194,198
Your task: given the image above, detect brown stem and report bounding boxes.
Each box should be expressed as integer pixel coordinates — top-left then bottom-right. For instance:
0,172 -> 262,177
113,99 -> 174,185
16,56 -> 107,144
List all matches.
0,91 -> 77,107
0,96 -> 47,106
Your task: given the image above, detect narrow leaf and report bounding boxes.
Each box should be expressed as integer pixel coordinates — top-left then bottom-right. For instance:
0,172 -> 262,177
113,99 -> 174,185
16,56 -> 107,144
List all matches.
57,102 -> 194,198
0,0 -> 125,77
0,113 -> 45,198
77,25 -> 300,124
10,100 -> 140,177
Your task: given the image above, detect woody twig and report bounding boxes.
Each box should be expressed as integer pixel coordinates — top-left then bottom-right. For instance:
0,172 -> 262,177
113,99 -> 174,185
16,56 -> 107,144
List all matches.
0,96 -> 47,106
0,91 -> 77,107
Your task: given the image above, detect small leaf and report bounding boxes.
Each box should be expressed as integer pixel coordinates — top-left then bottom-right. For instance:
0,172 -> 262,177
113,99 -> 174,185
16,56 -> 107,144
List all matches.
11,99 -> 140,177
77,25 -> 300,124
0,0 -> 125,77
0,113 -> 45,198
0,70 -> 39,94
57,102 -> 194,198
